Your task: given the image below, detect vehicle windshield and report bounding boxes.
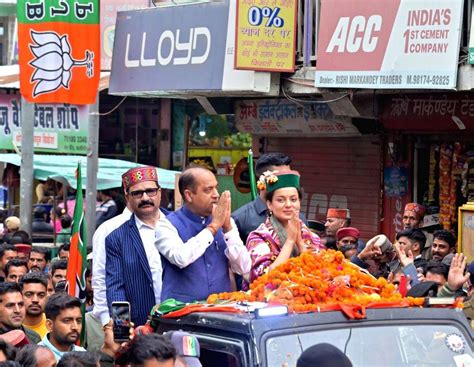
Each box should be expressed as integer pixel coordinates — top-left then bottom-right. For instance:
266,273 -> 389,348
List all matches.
266,324 -> 473,366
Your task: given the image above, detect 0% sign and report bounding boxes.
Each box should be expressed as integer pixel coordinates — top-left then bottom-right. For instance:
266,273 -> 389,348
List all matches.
248,6 -> 284,27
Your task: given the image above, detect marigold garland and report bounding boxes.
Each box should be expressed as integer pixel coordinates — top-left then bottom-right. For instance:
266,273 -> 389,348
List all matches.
207,250 -> 425,313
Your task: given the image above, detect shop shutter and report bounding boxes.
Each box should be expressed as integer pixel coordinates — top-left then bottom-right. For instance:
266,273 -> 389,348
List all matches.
266,136 -> 382,241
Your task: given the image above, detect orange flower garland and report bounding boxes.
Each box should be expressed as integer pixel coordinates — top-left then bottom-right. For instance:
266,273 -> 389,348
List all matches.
207,250 -> 425,313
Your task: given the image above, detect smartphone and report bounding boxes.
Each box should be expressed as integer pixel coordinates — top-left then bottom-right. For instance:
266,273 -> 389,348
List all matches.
111,301 -> 131,342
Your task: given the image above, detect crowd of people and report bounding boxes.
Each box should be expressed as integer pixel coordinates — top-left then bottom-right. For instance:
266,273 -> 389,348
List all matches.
0,151 -> 471,366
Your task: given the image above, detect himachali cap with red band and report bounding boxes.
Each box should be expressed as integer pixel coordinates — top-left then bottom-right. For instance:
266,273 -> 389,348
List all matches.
122,166 -> 158,192
404,202 -> 426,218
14,244 -> 32,254
326,208 -> 351,220
336,227 -> 360,241
0,330 -> 29,347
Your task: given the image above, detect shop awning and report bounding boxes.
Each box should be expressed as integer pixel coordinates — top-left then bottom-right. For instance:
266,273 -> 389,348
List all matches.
0,65 -> 110,91
0,153 -> 179,190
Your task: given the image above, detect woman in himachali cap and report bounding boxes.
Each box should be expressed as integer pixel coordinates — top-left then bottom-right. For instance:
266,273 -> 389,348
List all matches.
244,170 -> 325,287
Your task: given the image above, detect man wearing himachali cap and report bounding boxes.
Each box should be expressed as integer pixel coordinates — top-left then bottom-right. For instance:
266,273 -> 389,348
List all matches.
325,208 -> 365,252
402,202 -> 433,260
336,227 -> 360,259
325,208 -> 351,239
105,166 -> 167,326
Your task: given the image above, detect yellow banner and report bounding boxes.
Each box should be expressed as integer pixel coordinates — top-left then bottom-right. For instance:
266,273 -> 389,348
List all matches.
235,0 -> 297,72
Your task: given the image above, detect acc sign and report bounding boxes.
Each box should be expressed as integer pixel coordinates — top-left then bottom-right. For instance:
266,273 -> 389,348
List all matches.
326,15 -> 382,53
315,0 -> 463,89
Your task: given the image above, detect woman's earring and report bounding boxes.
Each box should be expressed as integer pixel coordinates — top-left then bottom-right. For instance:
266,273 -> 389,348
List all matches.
269,210 -> 273,216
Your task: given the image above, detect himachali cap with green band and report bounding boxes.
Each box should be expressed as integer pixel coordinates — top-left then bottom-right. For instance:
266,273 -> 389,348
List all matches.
265,170 -> 301,193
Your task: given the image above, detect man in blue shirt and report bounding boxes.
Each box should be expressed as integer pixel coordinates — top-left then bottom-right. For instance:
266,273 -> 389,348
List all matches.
38,293 -> 86,361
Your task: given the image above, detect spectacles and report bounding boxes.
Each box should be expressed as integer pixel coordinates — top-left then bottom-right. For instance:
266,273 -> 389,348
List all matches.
129,187 -> 160,199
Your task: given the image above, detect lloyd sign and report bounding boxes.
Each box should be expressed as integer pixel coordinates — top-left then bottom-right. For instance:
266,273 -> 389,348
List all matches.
110,1 -> 271,94
123,27 -> 212,67
110,3 -> 227,92
315,0 -> 463,89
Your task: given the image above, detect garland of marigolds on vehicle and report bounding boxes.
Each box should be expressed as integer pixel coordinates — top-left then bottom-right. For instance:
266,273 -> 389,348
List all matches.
207,250 -> 426,313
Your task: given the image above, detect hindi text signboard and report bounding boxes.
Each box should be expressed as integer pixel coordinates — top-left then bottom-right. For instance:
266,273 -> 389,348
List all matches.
380,93 -> 474,130
0,95 -> 89,154
235,99 -> 361,136
315,0 -> 463,89
235,0 -> 297,72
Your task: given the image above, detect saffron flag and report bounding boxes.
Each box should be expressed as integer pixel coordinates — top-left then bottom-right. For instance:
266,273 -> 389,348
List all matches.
17,0 -> 100,104
66,162 -> 88,344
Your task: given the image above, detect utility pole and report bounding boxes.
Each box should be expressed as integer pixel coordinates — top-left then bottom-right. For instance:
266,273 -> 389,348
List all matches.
85,94 -> 99,247
19,97 -> 34,236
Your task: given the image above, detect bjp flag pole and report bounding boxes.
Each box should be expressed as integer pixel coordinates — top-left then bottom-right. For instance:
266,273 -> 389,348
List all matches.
66,162 -> 88,344
17,0 -> 100,104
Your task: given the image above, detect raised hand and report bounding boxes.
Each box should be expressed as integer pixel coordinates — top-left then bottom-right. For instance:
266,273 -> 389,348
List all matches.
285,213 -> 300,246
210,191 -> 230,231
294,214 -> 307,253
101,320 -> 135,358
394,241 -> 414,267
223,192 -> 232,233
447,253 -> 470,292
357,240 -> 382,262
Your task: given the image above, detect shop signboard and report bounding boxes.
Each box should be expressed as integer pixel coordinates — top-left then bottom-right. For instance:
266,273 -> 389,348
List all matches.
0,95 -> 88,154
100,0 -> 149,70
380,93 -> 474,130
110,1 -> 271,94
315,0 -> 463,89
235,99 -> 361,136
235,0 -> 297,72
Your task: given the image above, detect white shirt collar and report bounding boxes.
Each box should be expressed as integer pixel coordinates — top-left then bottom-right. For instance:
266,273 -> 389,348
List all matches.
134,210 -> 163,229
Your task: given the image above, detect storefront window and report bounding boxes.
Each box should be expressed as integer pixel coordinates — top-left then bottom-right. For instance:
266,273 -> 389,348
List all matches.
188,114 -> 252,175
416,142 -> 469,231
99,96 -> 159,166
189,114 -> 252,149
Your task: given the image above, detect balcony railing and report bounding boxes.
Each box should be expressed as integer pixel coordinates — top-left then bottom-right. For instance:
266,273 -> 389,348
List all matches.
296,0 -> 318,67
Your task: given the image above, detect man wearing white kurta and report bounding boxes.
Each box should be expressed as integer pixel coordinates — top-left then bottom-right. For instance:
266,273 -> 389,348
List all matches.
156,166 -> 250,303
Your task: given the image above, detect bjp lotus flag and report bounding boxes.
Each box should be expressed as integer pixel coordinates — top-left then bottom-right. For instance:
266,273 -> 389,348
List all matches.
17,0 -> 100,105
66,162 -> 88,343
